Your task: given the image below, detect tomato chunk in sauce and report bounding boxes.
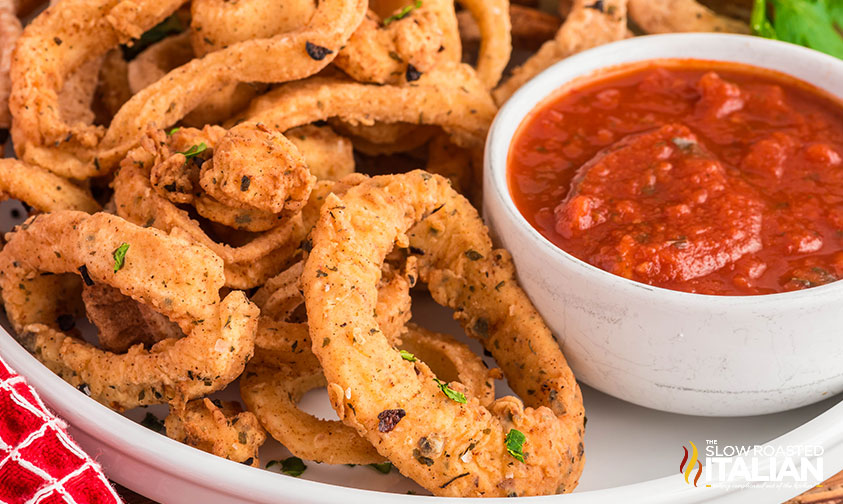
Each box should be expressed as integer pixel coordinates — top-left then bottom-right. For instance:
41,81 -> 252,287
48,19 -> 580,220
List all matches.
508,61 -> 843,295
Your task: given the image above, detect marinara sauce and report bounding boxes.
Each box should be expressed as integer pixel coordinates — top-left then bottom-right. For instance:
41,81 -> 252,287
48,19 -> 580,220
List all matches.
508,60 -> 843,295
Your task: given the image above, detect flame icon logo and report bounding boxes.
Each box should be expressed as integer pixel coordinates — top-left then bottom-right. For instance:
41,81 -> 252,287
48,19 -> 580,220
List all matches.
680,441 -> 703,487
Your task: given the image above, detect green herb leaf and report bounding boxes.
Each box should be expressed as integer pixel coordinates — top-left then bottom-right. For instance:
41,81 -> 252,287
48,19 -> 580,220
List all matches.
505,428 -> 526,462
751,0 -> 843,59
112,243 -> 129,272
267,456 -> 307,477
433,378 -> 466,404
178,142 -> 208,159
383,0 -> 422,25
399,349 -> 417,362
140,412 -> 165,434
369,462 -> 393,474
167,127 -> 181,136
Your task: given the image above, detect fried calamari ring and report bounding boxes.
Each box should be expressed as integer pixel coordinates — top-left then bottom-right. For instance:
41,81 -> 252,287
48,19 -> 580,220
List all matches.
9,0 -> 186,177
286,125 -> 355,181
11,0 -> 366,179
241,259 -> 414,465
189,0 -> 315,57
455,0 -> 511,88
242,324 -> 496,465
0,211 -> 258,411
494,0 -> 628,104
458,5 -> 561,53
424,133 -> 473,195
165,398 -> 267,467
628,0 -> 749,34
96,0 -> 367,171
236,64 -> 495,151
250,256 -> 413,363
113,152 -> 303,289
0,158 -> 99,212
303,171 -> 584,497
0,0 -> 21,129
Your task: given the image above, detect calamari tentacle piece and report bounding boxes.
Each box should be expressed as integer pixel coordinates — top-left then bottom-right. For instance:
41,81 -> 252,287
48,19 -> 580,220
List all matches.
493,0 -> 628,104
200,122 -> 316,215
113,158 -> 304,289
165,398 -> 266,466
0,158 -> 99,212
303,171 -> 584,497
0,0 -> 21,129
0,211 -> 258,411
628,0 -> 749,35
334,0 -> 454,85
236,64 -> 495,150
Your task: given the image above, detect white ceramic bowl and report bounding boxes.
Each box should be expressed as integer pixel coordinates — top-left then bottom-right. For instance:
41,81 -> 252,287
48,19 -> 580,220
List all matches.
484,34 -> 843,417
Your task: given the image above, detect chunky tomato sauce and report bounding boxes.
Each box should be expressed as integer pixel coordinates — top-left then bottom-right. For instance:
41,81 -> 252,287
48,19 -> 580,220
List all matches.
508,60 -> 843,295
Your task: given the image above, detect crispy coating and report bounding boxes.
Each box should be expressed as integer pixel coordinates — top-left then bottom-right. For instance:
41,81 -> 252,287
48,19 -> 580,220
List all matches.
0,0 -> 21,129
286,125 -> 355,181
165,398 -> 266,466
334,5 -> 446,85
425,133 -> 473,195
81,283 -> 183,353
236,64 -> 496,151
10,0 -> 367,179
456,0 -> 511,88
459,5 -> 561,53
9,0 -> 186,178
58,55 -> 102,126
113,149 -> 304,289
303,171 -> 584,497
0,158 -> 99,212
127,32 -> 193,95
0,212 -> 258,411
189,0 -> 315,57
494,0 -> 628,104
200,122 -> 316,215
242,324 -> 496,466
628,0 -> 749,34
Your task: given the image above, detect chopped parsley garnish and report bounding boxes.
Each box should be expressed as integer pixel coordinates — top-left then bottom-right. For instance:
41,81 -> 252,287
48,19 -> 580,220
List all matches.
140,413 -> 165,434
112,243 -> 130,272
505,428 -> 526,462
433,378 -> 466,404
266,456 -> 307,477
178,143 -> 207,159
167,127 -> 181,136
399,349 -> 417,362
369,462 -> 393,474
383,0 -> 422,25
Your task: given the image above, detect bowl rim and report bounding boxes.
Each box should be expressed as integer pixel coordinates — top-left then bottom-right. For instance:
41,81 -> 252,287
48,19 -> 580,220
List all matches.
485,32 -> 843,305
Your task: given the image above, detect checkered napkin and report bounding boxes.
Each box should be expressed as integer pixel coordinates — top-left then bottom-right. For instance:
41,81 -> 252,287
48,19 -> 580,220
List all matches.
0,355 -> 122,504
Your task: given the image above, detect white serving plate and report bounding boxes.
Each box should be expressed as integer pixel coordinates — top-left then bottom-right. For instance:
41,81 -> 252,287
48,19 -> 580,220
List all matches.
0,194 -> 840,503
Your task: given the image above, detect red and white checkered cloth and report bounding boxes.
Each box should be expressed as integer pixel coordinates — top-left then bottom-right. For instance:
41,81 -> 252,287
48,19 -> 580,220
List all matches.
0,355 -> 122,504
